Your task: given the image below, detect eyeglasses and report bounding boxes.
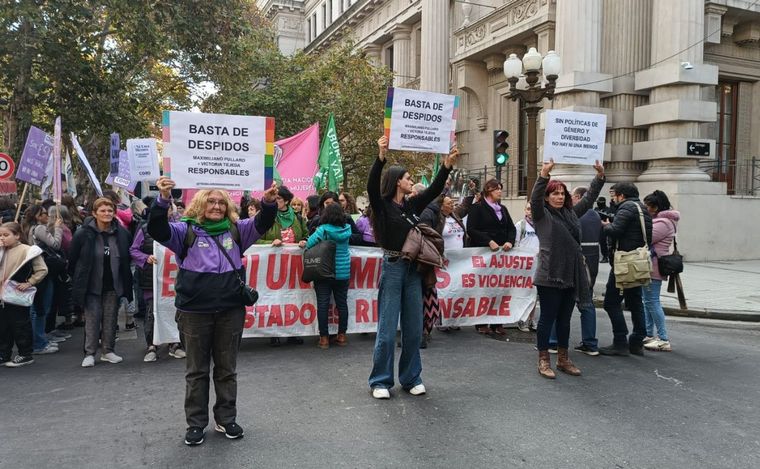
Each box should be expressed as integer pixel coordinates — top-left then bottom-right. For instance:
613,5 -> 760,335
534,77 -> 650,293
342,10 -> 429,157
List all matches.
206,199 -> 227,207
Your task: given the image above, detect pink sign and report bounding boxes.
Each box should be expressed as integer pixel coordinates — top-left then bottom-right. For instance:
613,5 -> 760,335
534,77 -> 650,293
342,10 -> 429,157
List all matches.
273,123 -> 319,200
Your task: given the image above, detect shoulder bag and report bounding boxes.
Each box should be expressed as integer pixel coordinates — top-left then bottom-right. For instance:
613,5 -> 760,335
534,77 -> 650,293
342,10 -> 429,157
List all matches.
301,239 -> 336,283
1,280 -> 37,307
613,203 -> 652,290
210,234 -> 259,306
658,231 -> 683,277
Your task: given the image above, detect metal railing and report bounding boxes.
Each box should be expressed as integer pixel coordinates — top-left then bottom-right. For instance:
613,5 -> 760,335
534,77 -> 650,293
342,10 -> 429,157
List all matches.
447,163 -> 530,199
698,158 -> 760,196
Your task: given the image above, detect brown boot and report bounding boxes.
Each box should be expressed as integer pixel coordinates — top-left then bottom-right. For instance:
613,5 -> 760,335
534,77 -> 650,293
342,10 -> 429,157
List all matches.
556,348 -> 581,376
335,333 -> 348,346
318,336 -> 329,349
538,351 -> 556,379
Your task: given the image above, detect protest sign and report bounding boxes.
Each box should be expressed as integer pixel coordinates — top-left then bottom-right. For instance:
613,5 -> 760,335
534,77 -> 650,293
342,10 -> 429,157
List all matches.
106,133 -> 120,184
153,244 -> 537,344
162,110 -> 274,191
126,138 -> 160,182
273,123 -> 319,200
385,87 -> 459,154
70,133 -> 103,196
112,150 -> 137,191
52,117 -> 62,203
543,110 -> 606,165
16,126 -> 54,186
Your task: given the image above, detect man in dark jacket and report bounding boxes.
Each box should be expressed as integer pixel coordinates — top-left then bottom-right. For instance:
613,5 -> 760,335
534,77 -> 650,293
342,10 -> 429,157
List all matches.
599,182 -> 653,356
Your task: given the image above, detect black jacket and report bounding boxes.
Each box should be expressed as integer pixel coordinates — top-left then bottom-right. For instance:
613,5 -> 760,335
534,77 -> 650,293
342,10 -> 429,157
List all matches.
603,198 -> 653,254
466,199 -> 517,248
69,219 -> 134,307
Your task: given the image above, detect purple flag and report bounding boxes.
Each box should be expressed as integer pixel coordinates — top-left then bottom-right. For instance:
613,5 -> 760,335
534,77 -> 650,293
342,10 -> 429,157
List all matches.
53,117 -> 62,203
16,126 -> 54,186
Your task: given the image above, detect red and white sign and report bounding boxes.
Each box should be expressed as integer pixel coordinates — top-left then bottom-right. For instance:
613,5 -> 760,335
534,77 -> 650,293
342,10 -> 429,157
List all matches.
152,244 -> 538,344
0,153 -> 16,180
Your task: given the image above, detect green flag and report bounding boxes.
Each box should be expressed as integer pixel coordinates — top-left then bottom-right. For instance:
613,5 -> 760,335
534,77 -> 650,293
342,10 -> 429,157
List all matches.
421,175 -> 430,187
433,154 -> 440,178
314,114 -> 343,192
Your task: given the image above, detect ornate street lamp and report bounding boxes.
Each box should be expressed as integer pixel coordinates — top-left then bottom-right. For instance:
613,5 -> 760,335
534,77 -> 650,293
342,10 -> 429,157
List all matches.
504,48 -> 561,193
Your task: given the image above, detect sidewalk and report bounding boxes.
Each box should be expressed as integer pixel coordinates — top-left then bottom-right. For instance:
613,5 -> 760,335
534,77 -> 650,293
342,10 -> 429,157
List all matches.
594,260 -> 760,322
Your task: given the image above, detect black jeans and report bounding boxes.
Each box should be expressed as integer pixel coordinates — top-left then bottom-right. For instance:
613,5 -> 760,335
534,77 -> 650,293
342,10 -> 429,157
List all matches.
314,278 -> 349,337
176,307 -> 245,428
536,286 -> 575,351
603,270 -> 646,347
0,304 -> 33,358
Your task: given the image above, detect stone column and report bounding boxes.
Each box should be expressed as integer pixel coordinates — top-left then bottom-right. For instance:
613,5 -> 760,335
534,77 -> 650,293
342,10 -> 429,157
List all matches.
552,0 -> 612,183
363,43 -> 382,66
633,0 -> 718,182
599,0 -> 652,181
391,25 -> 413,87
421,0 -> 450,93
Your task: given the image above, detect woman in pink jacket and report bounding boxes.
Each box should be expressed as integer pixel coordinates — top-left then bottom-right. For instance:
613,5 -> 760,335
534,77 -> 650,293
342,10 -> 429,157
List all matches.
642,190 -> 680,352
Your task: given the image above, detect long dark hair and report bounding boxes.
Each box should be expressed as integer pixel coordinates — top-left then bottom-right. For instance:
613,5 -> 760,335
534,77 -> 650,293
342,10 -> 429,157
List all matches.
643,190 -> 671,214
369,165 -> 408,247
319,203 -> 346,227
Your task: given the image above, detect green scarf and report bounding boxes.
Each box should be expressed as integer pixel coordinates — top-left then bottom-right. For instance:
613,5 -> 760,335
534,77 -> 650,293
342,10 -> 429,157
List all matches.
181,216 -> 231,236
277,206 -> 296,229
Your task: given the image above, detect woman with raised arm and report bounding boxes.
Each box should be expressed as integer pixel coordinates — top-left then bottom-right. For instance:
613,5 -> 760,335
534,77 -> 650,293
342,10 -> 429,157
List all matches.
530,159 -> 605,379
367,136 -> 458,399
147,177 -> 278,446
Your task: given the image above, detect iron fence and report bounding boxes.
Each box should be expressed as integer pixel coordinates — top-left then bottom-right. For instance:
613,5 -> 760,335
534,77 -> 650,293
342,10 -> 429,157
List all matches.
698,158 -> 760,196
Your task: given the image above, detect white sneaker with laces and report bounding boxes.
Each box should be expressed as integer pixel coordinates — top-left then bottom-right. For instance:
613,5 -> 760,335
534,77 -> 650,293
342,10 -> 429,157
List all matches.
169,348 -> 186,359
517,321 -> 530,333
643,336 -> 656,344
143,350 -> 157,362
408,384 -> 426,396
81,355 -> 95,368
101,352 -> 123,364
644,339 -> 672,352
33,344 -> 59,355
371,388 -> 390,399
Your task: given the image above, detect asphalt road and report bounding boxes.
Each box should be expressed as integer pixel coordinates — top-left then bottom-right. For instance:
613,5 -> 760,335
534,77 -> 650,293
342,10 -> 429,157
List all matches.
1,312 -> 758,469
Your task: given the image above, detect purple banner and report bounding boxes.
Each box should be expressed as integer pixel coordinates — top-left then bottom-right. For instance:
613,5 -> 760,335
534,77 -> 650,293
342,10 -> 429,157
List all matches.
16,126 -> 54,186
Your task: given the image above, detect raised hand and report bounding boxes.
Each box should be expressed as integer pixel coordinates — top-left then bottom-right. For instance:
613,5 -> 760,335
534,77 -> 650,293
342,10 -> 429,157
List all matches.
156,176 -> 176,199
262,182 -> 278,203
540,159 -> 555,178
377,136 -> 389,161
594,160 -> 605,177
444,146 -> 459,169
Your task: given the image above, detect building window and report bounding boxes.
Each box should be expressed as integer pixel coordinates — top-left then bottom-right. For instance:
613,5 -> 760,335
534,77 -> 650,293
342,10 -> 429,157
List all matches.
715,81 -> 738,194
414,28 -> 421,78
322,3 -> 327,30
312,13 -> 317,38
307,18 -> 311,42
328,0 -> 333,23
385,45 -> 394,72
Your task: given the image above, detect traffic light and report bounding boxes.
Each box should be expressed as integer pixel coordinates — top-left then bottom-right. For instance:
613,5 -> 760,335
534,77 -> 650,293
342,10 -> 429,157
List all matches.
494,130 -> 509,167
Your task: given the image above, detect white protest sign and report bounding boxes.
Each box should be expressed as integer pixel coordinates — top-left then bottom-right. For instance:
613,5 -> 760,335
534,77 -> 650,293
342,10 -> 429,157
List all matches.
543,110 -> 606,165
126,138 -> 160,182
163,111 -> 274,190
70,133 -> 104,196
385,87 -> 459,155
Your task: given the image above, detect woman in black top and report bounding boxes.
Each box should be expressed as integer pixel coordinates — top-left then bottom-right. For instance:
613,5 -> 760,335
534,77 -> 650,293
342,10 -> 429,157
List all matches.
367,136 -> 458,399
466,179 -> 517,335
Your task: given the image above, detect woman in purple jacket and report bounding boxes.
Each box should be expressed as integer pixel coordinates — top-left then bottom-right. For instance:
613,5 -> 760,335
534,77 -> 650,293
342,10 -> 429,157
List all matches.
148,176 -> 277,446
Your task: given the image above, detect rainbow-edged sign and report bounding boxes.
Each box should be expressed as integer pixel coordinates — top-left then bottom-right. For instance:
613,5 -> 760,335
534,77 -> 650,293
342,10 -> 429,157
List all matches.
384,87 -> 459,155
162,110 -> 274,190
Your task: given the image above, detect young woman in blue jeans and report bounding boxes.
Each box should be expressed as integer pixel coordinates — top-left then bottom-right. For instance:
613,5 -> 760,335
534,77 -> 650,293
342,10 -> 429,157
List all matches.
367,136 -> 458,399
305,203 -> 352,349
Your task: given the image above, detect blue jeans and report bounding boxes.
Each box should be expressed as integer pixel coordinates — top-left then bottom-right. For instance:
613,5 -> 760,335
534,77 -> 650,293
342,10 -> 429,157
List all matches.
369,257 -> 423,390
642,279 -> 669,341
30,277 -> 54,351
548,301 -> 598,349
603,270 -> 646,347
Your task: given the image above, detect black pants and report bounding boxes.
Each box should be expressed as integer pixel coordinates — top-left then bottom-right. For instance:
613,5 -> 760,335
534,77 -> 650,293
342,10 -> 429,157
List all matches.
603,271 -> 645,347
314,279 -> 349,337
176,307 -> 245,428
536,286 -> 575,351
0,303 -> 33,359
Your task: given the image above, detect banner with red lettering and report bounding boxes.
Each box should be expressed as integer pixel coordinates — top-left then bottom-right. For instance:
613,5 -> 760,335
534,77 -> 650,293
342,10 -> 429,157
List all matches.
153,244 -> 537,344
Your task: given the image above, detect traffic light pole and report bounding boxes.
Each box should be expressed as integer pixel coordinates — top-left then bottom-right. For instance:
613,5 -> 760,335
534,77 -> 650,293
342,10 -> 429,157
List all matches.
525,103 -> 541,194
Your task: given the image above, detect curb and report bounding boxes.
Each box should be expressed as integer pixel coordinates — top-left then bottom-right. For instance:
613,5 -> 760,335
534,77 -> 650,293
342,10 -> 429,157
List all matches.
592,299 -> 760,323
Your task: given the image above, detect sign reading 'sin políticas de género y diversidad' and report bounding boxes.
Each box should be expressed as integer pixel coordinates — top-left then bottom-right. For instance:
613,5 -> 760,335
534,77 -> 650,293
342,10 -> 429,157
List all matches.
385,87 -> 459,155
162,110 -> 274,190
543,110 -> 607,166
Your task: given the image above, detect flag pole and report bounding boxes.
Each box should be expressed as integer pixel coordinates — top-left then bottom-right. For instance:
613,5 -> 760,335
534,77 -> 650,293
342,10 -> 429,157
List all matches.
14,183 -> 29,222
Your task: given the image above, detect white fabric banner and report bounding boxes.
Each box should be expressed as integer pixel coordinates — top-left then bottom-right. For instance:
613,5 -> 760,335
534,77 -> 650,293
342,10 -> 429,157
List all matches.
153,244 -> 537,345
70,133 -> 104,196
163,110 -> 268,190
543,110 -> 607,165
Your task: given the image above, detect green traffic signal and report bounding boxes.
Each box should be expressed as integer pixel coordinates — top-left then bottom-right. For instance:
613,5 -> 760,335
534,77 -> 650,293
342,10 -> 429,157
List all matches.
496,153 -> 508,165
494,130 -> 509,167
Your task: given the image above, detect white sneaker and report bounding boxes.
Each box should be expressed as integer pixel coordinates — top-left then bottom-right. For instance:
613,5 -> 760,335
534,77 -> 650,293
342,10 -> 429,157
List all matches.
371,388 -> 390,399
143,350 -> 157,362
33,344 -> 59,355
100,352 -> 123,364
81,355 -> 95,367
169,347 -> 186,359
408,384 -> 427,396
643,336 -> 656,344
47,335 -> 66,343
644,339 -> 672,352
517,321 -> 530,333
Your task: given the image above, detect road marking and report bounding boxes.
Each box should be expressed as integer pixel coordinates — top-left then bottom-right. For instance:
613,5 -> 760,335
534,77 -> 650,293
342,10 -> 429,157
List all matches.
654,369 -> 683,386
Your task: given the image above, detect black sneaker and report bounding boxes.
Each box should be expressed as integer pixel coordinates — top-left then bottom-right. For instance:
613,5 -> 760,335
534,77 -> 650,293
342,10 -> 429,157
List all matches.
215,422 -> 244,439
629,344 -> 645,356
124,322 -> 136,331
548,346 -> 558,354
184,427 -> 205,446
5,355 -> 34,368
574,344 -> 600,356
598,344 -> 630,356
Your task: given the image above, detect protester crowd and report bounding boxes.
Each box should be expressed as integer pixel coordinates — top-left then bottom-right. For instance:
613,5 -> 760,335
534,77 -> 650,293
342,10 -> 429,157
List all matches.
0,136 -> 680,446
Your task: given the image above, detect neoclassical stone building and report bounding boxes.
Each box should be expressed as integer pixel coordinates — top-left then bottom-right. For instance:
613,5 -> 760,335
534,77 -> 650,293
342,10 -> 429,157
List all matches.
265,0 -> 760,260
